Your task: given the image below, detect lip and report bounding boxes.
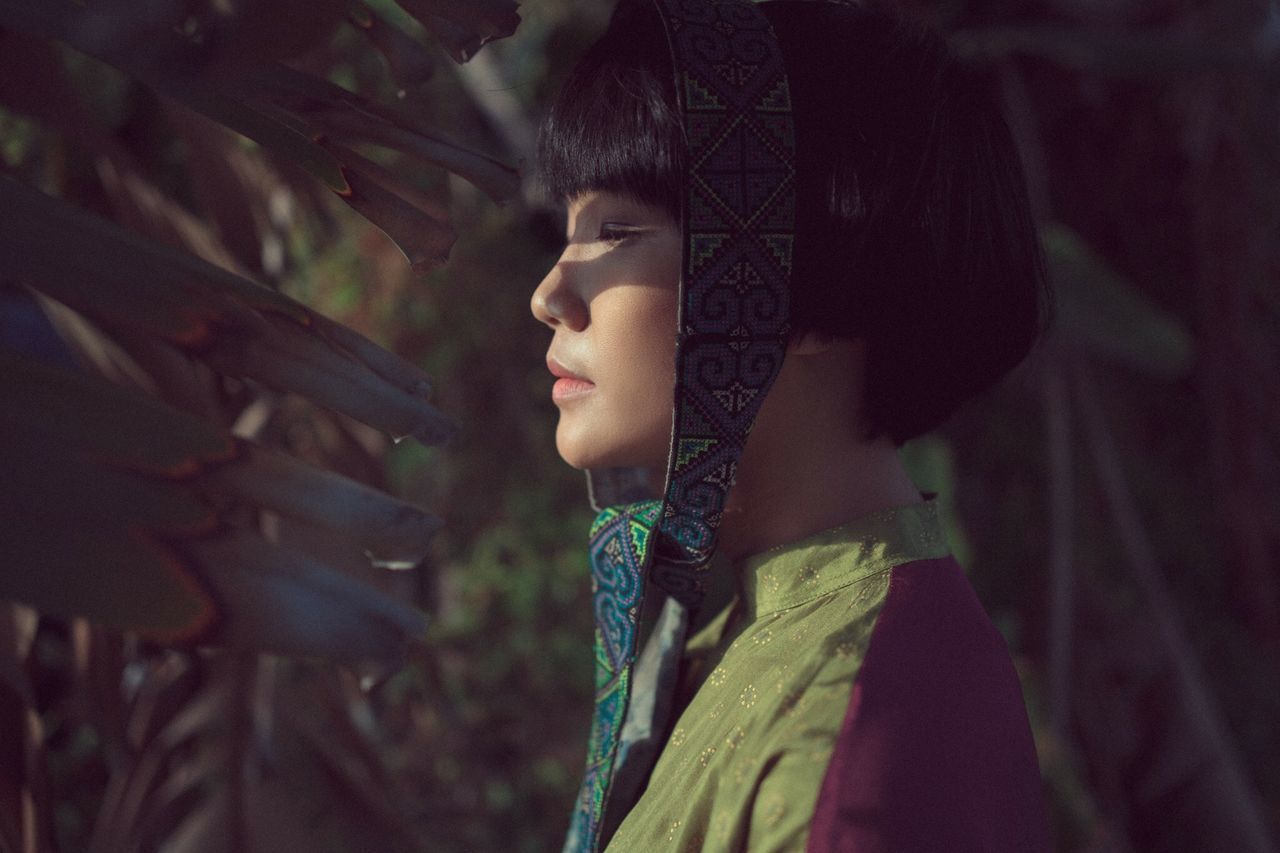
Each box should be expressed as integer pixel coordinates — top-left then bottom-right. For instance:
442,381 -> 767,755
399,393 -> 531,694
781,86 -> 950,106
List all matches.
547,355 -> 590,382
547,355 -> 595,402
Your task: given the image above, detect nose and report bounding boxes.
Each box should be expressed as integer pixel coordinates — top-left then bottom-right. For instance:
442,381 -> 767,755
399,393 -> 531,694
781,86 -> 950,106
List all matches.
531,258 -> 589,331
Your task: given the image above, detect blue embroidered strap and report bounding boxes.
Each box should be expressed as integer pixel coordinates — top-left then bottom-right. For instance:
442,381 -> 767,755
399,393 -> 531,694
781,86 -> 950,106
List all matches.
566,1 -> 796,850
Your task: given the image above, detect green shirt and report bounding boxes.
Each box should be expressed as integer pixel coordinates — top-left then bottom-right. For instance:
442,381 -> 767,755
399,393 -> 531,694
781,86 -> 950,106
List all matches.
605,501 -> 949,851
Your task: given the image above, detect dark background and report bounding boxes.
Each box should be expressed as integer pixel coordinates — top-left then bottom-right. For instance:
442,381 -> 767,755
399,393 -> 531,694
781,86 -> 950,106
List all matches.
1,0 -> 1277,850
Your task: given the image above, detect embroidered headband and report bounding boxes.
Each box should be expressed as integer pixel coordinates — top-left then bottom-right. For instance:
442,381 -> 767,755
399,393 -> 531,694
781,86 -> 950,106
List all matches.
568,1 -> 799,849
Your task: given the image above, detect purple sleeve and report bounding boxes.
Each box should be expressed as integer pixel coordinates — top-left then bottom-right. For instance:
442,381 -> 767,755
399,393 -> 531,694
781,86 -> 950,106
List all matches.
807,556 -> 1052,853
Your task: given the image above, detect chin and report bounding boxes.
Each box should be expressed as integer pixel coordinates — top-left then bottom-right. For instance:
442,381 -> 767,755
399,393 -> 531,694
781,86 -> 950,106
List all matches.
555,418 -> 666,473
554,419 -> 601,471
555,427 -> 622,472
554,434 -> 592,471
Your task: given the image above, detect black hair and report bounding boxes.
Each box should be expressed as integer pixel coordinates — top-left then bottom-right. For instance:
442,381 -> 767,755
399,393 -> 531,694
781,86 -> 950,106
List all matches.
537,0 -> 1049,446
537,0 -> 682,215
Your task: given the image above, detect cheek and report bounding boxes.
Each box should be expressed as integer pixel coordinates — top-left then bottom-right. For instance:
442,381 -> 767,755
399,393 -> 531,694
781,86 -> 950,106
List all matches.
597,292 -> 677,406
559,287 -> 678,470
597,289 -> 678,441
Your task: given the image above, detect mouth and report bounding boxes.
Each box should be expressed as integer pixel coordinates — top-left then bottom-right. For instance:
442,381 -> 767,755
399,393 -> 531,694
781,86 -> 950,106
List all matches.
547,355 -> 595,402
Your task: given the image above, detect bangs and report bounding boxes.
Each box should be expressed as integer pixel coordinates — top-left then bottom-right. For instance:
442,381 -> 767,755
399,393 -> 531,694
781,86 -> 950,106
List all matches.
536,3 -> 683,216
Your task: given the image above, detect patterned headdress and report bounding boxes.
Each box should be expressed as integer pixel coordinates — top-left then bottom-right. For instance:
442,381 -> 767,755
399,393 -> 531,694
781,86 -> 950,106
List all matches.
568,1 -> 797,849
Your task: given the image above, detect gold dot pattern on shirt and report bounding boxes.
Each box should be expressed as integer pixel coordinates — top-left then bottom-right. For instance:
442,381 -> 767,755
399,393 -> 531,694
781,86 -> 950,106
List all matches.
761,793 -> 786,827
603,501 -> 950,853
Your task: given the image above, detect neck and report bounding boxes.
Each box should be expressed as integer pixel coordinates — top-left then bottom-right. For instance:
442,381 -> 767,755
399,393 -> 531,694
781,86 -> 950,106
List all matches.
717,436 -> 921,564
713,349 -> 923,563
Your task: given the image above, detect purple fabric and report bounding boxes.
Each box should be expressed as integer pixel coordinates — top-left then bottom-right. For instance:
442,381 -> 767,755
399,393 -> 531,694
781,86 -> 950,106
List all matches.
807,556 -> 1051,852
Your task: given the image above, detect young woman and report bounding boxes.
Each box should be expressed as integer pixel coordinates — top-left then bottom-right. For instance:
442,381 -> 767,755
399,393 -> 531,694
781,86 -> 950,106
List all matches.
531,1 -> 1052,850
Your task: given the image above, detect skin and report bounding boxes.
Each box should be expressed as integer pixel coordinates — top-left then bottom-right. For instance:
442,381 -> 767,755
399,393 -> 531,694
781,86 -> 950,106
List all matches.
531,191 -> 681,473
532,189 -> 922,562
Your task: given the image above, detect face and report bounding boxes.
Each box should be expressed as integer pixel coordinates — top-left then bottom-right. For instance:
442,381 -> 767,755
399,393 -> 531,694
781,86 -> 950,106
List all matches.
531,190 -> 681,473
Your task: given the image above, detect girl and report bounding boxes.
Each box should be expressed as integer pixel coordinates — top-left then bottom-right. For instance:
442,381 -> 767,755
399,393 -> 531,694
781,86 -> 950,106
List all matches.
531,1 -> 1051,849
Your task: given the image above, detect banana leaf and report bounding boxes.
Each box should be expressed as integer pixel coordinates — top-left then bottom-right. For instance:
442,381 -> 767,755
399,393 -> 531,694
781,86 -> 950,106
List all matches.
394,0 -> 521,64
0,0 -> 519,273
0,177 -> 456,445
245,61 -> 520,203
0,346 -> 433,663
348,2 -> 437,93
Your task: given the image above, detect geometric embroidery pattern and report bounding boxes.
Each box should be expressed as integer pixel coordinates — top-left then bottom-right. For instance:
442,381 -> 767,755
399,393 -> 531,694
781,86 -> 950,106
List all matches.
566,1 -> 796,849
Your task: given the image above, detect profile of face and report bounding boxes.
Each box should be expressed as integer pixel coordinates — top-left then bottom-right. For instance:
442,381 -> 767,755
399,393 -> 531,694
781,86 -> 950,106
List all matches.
531,190 -> 681,473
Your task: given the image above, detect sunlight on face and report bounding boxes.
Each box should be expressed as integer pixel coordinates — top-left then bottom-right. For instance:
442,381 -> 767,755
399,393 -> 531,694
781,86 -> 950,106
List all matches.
530,191 -> 681,473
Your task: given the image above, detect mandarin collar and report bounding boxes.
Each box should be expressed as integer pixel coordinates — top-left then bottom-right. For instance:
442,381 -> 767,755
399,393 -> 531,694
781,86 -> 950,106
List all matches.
734,499 -> 950,618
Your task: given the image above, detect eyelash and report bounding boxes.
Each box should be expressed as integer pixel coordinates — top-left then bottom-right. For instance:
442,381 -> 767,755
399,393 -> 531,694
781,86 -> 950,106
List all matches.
598,224 -> 638,244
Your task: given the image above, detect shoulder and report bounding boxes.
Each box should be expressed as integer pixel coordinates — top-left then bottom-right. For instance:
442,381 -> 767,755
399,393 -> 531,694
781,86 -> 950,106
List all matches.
806,556 -> 1052,853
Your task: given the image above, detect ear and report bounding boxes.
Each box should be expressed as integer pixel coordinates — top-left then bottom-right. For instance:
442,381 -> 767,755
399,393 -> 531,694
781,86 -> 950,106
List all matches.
786,329 -> 836,356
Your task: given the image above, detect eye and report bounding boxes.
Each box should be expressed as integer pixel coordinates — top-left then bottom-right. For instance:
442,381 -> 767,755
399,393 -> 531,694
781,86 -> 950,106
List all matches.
597,223 -> 640,245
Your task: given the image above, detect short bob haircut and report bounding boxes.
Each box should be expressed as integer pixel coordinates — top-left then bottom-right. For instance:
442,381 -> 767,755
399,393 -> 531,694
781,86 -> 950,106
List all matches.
538,0 -> 1048,446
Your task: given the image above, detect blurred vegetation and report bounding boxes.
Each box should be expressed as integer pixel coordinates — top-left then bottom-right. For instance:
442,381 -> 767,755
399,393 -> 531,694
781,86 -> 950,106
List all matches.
1,0 -> 1278,851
